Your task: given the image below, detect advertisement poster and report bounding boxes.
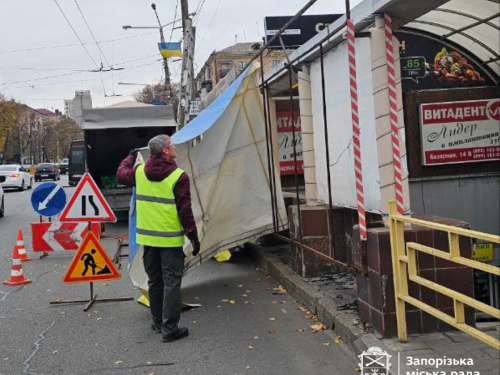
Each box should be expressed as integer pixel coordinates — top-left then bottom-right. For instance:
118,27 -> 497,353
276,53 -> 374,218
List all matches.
420,99 -> 500,166
276,110 -> 303,175
394,31 -> 496,91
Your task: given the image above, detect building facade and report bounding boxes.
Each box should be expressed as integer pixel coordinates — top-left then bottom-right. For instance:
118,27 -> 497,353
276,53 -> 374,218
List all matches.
195,42 -> 287,99
64,90 -> 92,126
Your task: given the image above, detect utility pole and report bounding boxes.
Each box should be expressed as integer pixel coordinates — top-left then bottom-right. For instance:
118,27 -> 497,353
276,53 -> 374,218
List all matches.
177,0 -> 196,129
151,3 -> 171,98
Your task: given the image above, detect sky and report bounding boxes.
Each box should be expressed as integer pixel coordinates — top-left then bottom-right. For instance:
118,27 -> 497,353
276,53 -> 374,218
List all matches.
0,0 -> 362,111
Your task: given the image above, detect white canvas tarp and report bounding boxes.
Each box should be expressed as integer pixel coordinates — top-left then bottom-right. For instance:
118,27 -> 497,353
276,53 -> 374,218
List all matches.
310,38 -> 382,213
129,63 -> 288,293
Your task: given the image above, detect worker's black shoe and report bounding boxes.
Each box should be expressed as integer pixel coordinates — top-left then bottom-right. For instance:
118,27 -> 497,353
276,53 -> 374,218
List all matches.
151,322 -> 161,333
162,327 -> 189,343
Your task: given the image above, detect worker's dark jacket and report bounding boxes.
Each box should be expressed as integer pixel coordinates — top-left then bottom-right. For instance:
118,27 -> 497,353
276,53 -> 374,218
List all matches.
116,154 -> 198,241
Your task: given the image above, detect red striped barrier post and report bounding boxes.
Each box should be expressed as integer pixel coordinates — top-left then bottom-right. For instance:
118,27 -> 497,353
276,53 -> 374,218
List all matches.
384,13 -> 405,215
347,19 -> 367,241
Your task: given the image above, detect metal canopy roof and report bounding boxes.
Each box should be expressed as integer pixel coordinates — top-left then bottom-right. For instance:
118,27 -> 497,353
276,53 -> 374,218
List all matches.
405,0 -> 500,77
263,0 -> 499,86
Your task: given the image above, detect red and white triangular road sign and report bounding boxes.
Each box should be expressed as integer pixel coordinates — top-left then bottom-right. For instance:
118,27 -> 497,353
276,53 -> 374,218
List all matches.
63,232 -> 120,284
60,173 -> 116,222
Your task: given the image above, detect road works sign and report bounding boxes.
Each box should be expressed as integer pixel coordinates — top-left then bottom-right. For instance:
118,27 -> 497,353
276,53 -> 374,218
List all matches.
63,232 -> 120,284
31,182 -> 67,217
59,173 -> 116,222
31,222 -> 100,252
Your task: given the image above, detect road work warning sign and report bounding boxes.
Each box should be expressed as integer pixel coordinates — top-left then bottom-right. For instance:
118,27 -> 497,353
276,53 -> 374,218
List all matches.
63,232 -> 120,284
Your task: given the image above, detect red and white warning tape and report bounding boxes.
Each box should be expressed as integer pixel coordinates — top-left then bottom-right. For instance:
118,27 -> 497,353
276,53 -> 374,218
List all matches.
347,19 -> 367,241
384,13 -> 405,215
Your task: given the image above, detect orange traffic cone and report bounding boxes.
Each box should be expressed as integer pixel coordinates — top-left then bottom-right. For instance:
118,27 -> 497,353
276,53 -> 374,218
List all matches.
3,246 -> 32,286
16,229 -> 31,262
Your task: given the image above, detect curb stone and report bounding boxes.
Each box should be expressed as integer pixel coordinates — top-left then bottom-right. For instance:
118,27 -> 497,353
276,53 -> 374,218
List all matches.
247,242 -> 396,371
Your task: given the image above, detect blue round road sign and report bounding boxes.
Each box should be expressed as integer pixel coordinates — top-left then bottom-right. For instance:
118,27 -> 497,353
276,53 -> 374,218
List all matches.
31,182 -> 67,217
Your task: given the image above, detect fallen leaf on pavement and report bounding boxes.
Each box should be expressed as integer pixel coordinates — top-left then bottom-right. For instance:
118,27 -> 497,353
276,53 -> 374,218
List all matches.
253,278 -> 261,282
310,323 -> 326,333
295,328 -> 306,332
114,361 -> 123,365
96,317 -> 102,321
146,361 -> 152,365
4,358 -> 9,361
238,284 -> 243,288
245,366 -> 251,370
269,317 -> 276,321
244,301 -> 255,305
147,372 -> 156,375
273,285 -> 287,294
297,306 -> 308,312
245,290 -> 251,293
221,299 -> 229,302
354,365 -> 361,372
323,342 -> 330,346
248,345 -> 254,350
271,301 -> 278,304
306,314 -> 319,322
229,300 -> 236,305
334,336 -> 343,344
253,336 -> 259,339
241,294 -> 248,298
280,301 -> 286,304
52,350 -> 58,354
268,329 -> 276,335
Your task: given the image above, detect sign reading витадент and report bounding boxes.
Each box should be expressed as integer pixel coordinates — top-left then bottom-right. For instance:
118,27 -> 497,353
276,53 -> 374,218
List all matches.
420,99 -> 500,166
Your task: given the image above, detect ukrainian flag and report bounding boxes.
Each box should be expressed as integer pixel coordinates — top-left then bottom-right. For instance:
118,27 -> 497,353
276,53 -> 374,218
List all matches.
158,42 -> 182,58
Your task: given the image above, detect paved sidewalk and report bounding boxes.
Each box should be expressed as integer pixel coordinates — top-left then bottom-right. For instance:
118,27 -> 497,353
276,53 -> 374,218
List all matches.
382,330 -> 500,375
248,242 -> 500,375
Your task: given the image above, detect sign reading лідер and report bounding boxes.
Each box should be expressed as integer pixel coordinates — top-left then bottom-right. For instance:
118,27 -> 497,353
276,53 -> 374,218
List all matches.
420,99 -> 500,166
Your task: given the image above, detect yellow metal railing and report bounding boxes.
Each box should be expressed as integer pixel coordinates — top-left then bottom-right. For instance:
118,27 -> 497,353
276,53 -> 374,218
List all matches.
388,200 -> 500,350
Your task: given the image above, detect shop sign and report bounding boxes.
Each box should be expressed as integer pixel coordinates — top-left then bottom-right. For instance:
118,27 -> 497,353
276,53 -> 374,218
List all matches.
395,31 -> 496,91
420,99 -> 500,165
277,111 -> 303,175
472,243 -> 494,262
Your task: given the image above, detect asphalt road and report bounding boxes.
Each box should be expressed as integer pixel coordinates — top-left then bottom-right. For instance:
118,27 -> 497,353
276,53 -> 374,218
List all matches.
0,175 -> 357,375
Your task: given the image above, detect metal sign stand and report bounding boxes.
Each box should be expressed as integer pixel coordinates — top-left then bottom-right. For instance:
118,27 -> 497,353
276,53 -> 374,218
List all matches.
39,215 -> 50,259
50,221 -> 133,311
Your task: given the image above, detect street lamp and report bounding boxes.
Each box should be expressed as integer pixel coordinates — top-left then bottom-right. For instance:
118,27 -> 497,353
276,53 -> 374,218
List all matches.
122,6 -> 189,100
123,7 -> 195,100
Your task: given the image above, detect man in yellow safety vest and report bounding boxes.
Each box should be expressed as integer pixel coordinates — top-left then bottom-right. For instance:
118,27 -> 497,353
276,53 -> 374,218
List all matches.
117,134 -> 200,343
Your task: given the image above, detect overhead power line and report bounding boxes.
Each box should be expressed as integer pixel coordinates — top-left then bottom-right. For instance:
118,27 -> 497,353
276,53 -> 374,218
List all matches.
169,0 -> 180,44
3,60 -> 162,90
0,31 -> 158,55
196,0 -> 222,52
73,0 -> 111,67
52,0 -> 99,69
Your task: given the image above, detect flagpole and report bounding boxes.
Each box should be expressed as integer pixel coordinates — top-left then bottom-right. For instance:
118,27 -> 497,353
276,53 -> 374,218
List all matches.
152,3 -> 171,100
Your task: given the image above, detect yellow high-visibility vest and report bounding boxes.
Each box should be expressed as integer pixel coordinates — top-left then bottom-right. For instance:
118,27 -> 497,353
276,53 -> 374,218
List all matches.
135,164 -> 185,247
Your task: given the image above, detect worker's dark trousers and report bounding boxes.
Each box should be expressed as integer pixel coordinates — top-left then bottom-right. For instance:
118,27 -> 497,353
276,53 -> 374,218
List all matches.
143,246 -> 185,334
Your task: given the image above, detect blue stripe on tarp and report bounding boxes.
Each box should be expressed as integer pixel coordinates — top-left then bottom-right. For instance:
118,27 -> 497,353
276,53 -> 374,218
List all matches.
171,68 -> 248,145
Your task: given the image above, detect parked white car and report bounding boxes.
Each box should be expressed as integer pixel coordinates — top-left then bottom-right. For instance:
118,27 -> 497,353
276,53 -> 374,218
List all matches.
0,164 -> 33,191
0,179 -> 4,217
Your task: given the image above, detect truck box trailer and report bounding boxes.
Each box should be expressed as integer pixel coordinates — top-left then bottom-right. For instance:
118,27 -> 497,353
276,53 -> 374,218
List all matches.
82,101 -> 177,213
